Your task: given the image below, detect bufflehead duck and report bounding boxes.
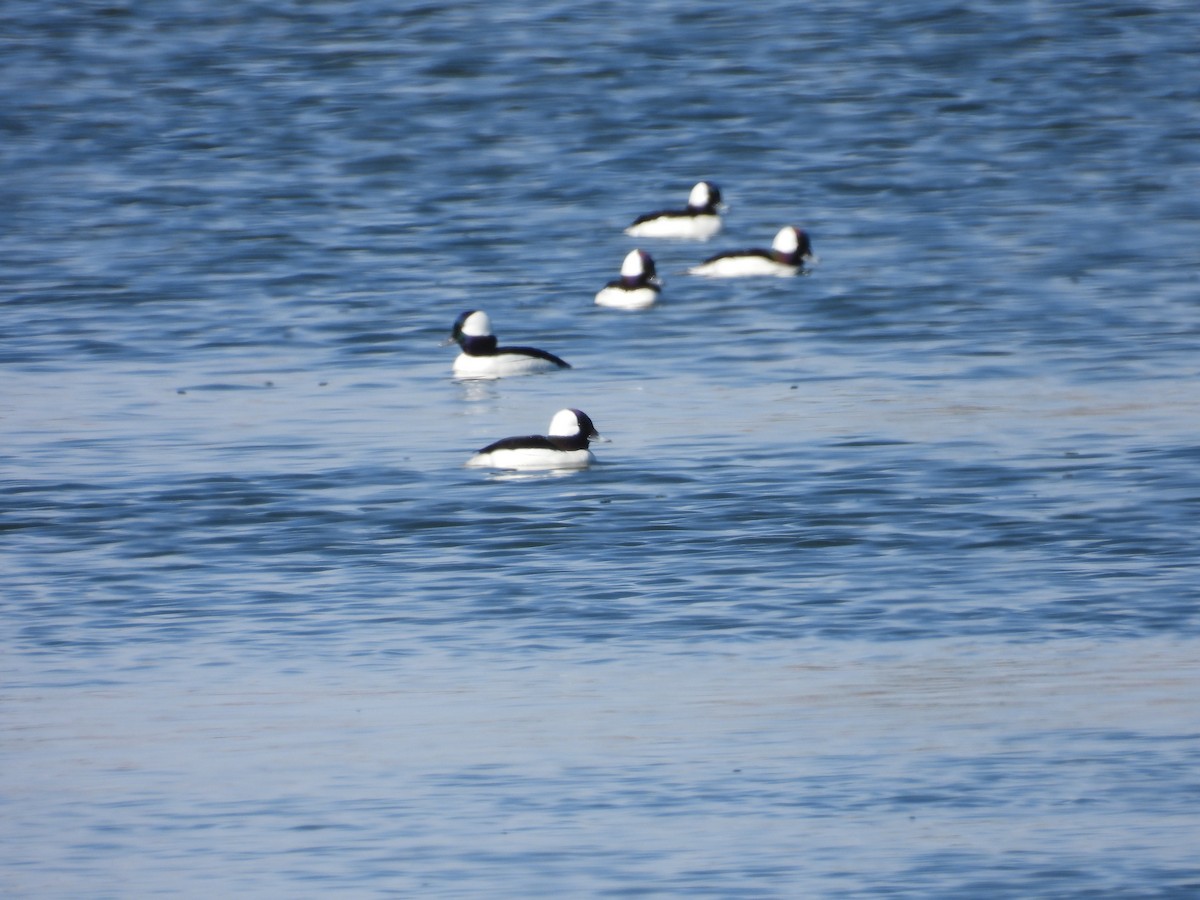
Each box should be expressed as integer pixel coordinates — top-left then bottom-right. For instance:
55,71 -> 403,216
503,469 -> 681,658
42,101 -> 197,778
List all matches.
595,249 -> 662,310
466,408 -> 607,470
688,226 -> 817,277
625,181 -> 724,240
448,310 -> 570,379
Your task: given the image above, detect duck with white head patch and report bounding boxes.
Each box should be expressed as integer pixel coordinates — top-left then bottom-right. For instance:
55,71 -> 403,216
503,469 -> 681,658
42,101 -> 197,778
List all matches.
595,249 -> 662,310
625,181 -> 724,240
447,310 -> 570,379
465,408 -> 607,470
688,225 -> 817,277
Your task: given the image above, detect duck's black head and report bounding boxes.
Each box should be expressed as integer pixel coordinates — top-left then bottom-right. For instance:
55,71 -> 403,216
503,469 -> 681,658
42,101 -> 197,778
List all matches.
620,249 -> 660,287
688,181 -> 722,214
450,309 -> 498,354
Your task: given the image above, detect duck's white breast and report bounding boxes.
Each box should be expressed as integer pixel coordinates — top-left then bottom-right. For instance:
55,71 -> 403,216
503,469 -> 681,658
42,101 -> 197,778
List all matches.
594,286 -> 658,309
625,214 -> 721,240
688,255 -> 798,278
453,352 -> 562,379
466,447 -> 594,470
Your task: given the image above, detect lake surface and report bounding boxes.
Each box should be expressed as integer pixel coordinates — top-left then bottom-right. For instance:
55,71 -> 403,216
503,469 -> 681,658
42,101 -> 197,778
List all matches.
3,1 -> 1200,896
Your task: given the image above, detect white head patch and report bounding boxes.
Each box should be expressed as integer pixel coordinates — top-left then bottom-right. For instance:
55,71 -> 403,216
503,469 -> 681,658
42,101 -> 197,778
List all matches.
462,310 -> 493,337
687,181 -> 711,208
620,249 -> 645,278
772,226 -> 799,254
548,408 -> 579,437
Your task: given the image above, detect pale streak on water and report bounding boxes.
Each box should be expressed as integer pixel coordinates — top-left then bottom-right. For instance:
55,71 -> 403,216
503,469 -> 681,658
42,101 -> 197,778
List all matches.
3,0 -> 1200,896
5,640 -> 1199,897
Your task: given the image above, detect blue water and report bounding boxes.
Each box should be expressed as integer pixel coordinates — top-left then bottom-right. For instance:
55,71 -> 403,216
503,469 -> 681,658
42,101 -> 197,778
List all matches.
3,1 -> 1200,896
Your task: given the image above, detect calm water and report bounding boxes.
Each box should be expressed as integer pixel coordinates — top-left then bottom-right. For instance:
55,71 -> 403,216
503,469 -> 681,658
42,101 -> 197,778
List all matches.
3,0 -> 1200,896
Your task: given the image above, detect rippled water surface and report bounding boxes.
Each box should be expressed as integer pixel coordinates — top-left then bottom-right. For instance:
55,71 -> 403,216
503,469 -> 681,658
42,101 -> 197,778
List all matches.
4,1 -> 1200,896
